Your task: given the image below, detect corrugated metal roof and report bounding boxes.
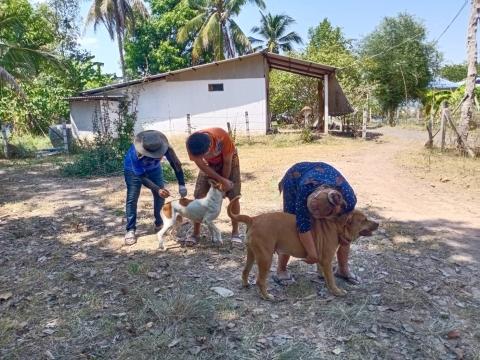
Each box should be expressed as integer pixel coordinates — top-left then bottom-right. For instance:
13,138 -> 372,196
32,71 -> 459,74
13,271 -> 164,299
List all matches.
67,95 -> 126,101
79,52 -> 339,95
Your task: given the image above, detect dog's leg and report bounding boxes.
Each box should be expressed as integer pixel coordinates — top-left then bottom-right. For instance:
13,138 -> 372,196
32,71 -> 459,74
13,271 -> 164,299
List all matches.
256,255 -> 274,300
320,250 -> 347,297
204,220 -> 223,244
242,244 -> 255,288
158,209 -> 176,251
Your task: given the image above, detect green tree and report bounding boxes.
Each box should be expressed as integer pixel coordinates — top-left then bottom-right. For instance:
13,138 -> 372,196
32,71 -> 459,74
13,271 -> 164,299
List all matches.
249,12 -> 302,53
85,0 -> 149,79
269,19 -> 362,124
124,0 -> 197,75
177,0 -> 265,62
360,13 -> 440,125
440,63 -> 469,82
0,0 -> 60,97
0,0 -> 115,134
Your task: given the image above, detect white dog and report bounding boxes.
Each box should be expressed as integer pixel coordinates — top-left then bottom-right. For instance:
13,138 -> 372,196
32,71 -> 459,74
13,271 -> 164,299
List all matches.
157,180 -> 224,250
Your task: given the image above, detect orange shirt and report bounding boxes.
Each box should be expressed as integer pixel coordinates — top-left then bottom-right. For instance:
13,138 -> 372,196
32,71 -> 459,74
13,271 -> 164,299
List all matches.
189,128 -> 235,165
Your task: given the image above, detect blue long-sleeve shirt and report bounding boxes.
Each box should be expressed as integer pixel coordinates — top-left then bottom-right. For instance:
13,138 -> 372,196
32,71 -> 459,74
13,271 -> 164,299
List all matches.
123,144 -> 185,186
279,162 -> 357,233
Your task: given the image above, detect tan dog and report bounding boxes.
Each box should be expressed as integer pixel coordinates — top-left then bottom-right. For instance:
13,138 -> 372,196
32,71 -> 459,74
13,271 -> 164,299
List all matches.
227,197 -> 378,300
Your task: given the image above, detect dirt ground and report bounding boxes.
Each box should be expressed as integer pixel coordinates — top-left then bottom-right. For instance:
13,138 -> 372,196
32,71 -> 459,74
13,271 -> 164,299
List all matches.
1,127 -> 479,359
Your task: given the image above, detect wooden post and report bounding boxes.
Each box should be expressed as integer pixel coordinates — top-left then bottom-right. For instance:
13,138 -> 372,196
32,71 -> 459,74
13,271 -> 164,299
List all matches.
362,107 -> 368,139
323,74 -> 329,134
1,124 -> 9,159
227,122 -> 232,137
440,102 -> 448,152
245,111 -> 250,141
186,114 -> 192,135
317,80 -> 324,131
62,120 -> 69,154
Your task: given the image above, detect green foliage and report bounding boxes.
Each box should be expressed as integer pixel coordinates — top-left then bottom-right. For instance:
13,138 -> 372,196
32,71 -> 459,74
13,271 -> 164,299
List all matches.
360,13 -> 441,123
6,134 -> 51,158
124,0 -> 197,75
250,12 -> 302,53
440,63 -> 469,82
269,19 -> 362,122
300,128 -> 315,143
61,97 -> 138,177
177,0 -> 265,62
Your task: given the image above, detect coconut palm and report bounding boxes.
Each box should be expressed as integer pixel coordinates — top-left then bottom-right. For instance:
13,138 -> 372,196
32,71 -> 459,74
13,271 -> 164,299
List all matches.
0,16 -> 60,98
85,0 -> 149,79
249,12 -> 302,54
177,0 -> 265,62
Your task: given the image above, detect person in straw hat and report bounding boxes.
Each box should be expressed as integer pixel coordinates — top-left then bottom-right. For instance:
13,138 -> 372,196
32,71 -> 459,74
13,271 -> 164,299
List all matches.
123,130 -> 187,245
275,162 -> 359,285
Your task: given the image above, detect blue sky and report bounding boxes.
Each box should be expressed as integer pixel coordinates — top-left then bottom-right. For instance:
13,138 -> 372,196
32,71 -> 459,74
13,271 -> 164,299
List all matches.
75,0 -> 470,76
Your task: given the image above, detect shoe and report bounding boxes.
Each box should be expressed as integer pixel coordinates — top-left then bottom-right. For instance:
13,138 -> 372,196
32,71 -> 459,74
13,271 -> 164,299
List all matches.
125,230 -> 137,245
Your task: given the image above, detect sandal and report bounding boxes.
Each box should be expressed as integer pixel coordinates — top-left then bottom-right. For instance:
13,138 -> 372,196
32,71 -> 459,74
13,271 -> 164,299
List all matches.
334,271 -> 361,285
182,236 -> 199,247
317,267 -> 361,285
231,234 -> 243,245
272,273 -> 296,286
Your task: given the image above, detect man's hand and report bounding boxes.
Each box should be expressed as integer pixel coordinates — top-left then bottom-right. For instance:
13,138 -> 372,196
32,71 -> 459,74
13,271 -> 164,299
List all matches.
179,185 -> 187,198
158,188 -> 170,198
220,178 -> 234,192
303,254 -> 319,264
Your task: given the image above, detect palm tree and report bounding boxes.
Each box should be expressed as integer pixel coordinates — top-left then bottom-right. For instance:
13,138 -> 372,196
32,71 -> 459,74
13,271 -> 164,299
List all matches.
85,0 -> 149,79
0,16 -> 61,98
177,0 -> 265,62
249,12 -> 302,54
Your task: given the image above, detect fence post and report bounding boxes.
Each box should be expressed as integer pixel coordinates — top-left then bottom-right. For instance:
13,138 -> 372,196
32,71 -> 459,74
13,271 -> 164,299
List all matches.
62,120 -> 69,154
1,123 -> 9,159
245,111 -> 250,141
362,107 -> 368,139
323,74 -> 329,134
186,114 -> 192,135
440,102 -> 447,152
227,122 -> 232,137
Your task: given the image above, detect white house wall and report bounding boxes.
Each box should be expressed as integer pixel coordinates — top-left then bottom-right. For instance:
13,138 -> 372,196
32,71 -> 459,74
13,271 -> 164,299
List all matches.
70,100 -> 120,138
133,77 -> 266,135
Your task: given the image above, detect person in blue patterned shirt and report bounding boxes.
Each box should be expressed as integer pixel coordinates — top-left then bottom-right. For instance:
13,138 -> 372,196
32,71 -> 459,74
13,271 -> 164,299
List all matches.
276,162 -> 360,284
123,130 -> 187,245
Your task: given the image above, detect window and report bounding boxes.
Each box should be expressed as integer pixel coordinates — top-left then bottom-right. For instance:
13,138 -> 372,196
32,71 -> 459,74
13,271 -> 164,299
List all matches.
208,83 -> 224,91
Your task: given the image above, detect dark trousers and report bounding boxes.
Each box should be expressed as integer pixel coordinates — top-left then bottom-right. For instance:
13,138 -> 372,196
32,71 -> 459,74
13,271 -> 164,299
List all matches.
124,168 -> 164,231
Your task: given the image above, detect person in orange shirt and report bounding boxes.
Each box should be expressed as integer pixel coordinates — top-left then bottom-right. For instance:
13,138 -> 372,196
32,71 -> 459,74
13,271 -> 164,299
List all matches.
186,127 -> 242,245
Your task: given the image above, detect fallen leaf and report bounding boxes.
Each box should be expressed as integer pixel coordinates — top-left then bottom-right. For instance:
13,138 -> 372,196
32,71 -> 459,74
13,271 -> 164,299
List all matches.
0,292 -> 12,301
168,338 -> 181,348
147,272 -> 160,280
210,287 -> 234,298
332,347 -> 344,355
447,329 -> 460,339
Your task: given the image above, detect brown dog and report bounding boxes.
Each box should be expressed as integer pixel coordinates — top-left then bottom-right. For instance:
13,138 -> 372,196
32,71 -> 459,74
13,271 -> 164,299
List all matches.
227,196 -> 379,300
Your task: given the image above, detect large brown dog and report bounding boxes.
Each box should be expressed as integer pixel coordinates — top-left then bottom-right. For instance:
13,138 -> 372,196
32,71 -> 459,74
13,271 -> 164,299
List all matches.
227,197 -> 379,300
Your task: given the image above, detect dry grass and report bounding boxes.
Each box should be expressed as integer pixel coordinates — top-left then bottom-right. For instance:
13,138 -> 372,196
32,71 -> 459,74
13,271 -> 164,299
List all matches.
397,147 -> 480,191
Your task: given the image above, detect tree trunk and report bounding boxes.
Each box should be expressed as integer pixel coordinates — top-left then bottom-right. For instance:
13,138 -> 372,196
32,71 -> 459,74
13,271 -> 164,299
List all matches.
458,0 -> 480,154
113,0 -> 126,80
388,109 -> 395,126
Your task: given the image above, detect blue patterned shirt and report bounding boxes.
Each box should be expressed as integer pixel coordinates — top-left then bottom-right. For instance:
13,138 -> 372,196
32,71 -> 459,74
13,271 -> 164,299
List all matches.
279,162 -> 357,233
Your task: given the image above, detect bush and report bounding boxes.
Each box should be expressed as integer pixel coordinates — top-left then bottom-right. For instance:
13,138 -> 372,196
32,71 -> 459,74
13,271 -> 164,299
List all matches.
1,134 -> 51,159
300,128 -> 315,143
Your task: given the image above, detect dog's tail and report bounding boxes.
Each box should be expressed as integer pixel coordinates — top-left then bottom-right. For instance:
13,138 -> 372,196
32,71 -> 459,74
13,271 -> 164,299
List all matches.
227,196 -> 253,226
